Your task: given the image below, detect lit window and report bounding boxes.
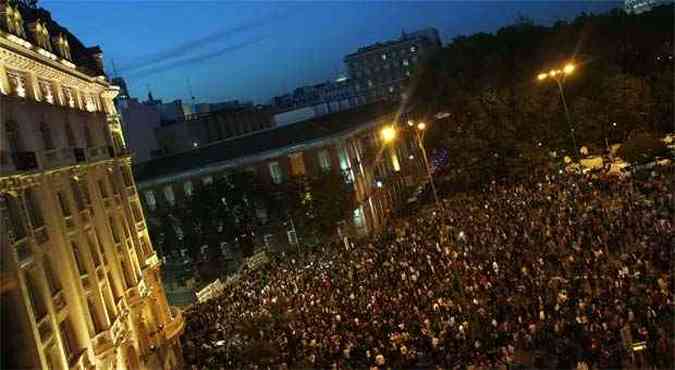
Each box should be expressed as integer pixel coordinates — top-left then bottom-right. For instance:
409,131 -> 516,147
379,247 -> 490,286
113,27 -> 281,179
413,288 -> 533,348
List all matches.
6,70 -> 27,98
368,80 -> 373,88
389,86 -> 395,93
38,80 -> 54,104
144,190 -> 156,211
202,176 -> 213,185
6,5 -> 26,38
62,87 -> 75,108
410,45 -> 417,53
163,185 -> 175,206
56,33 -> 71,60
33,21 -> 52,51
381,54 -> 387,60
268,161 -> 283,184
289,153 -> 306,176
183,181 -> 193,196
403,59 -> 409,66
318,150 -> 331,172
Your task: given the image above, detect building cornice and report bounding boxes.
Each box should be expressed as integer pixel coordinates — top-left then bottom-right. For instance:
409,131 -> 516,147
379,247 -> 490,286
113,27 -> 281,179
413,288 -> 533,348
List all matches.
0,32 -> 109,91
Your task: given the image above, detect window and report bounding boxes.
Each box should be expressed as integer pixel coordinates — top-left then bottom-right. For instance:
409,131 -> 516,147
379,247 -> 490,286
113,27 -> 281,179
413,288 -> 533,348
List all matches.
43,255 -> 62,294
83,124 -> 93,147
94,230 -> 108,265
268,161 -> 283,184
144,191 -> 156,211
289,153 -> 306,176
318,150 -> 331,172
403,59 -> 409,66
381,53 -> 387,60
130,202 -> 143,223
6,70 -> 27,98
108,217 -> 120,243
5,120 -> 22,153
38,80 -> 55,104
62,87 -> 75,108
410,45 -> 417,53
4,194 -> 26,239
25,267 -> 48,319
120,259 -> 135,286
368,80 -> 373,88
102,283 -> 116,320
56,33 -> 71,60
71,241 -> 87,276
69,179 -> 85,211
59,319 -> 77,362
87,233 -> 101,267
39,122 -> 54,150
80,179 -> 92,206
108,272 -> 121,300
24,188 -> 44,228
183,181 -> 193,197
33,21 -> 52,51
102,125 -> 112,146
98,179 -> 109,199
163,185 -> 175,206
202,176 -> 213,186
57,191 -> 71,217
5,4 -> 26,38
87,297 -> 104,334
121,165 -> 133,187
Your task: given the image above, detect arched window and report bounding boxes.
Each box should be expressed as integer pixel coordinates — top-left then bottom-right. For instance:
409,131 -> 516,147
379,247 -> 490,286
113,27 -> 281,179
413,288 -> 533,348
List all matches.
33,21 -> 52,51
56,34 -> 71,60
40,122 -> 54,150
5,4 -> 26,38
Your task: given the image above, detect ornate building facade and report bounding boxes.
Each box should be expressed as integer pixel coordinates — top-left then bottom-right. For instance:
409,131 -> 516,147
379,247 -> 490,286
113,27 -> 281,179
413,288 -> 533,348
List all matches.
0,1 -> 183,369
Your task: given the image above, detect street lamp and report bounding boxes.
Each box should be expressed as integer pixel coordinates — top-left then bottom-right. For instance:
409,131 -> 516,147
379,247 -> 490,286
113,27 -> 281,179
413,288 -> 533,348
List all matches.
537,62 -> 578,159
380,126 -> 397,143
408,120 -> 440,208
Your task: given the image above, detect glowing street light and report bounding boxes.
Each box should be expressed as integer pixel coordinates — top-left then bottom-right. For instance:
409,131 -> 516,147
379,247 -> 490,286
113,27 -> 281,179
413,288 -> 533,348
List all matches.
408,120 -> 439,208
537,62 -> 579,158
380,126 -> 397,143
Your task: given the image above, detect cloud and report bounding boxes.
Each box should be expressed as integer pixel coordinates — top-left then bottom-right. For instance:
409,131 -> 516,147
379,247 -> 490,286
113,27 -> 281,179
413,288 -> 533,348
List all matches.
118,10 -> 287,73
127,36 -> 266,80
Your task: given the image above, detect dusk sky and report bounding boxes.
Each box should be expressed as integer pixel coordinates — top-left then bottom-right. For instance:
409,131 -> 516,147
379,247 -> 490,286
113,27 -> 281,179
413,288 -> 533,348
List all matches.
43,1 -> 621,105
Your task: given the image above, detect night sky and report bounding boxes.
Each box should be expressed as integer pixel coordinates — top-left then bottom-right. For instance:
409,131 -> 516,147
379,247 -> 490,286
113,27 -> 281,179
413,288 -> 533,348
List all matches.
42,1 -> 621,105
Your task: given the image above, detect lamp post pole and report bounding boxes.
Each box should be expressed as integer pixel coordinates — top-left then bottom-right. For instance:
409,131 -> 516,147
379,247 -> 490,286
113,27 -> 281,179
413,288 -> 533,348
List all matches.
538,63 -> 579,159
415,128 -> 440,208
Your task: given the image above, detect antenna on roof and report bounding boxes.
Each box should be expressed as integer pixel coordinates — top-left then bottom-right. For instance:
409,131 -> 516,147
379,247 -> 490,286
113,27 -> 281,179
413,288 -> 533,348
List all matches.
111,59 -> 119,78
186,77 -> 196,106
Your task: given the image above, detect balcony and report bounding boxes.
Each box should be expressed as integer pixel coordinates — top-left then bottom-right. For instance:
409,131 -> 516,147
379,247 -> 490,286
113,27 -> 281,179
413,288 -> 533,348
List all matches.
125,286 -> 142,307
111,314 -> 127,344
81,274 -> 91,291
163,308 -> 185,341
64,215 -> 75,230
37,315 -> 53,343
79,209 -> 91,225
135,221 -> 145,232
37,148 -> 76,170
34,226 -> 49,245
144,254 -> 160,269
92,328 -> 114,357
52,290 -> 67,313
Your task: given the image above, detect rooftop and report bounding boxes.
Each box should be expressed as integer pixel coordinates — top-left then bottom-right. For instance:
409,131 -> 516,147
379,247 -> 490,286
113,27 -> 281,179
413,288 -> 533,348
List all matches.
134,102 -> 397,183
1,1 -> 105,77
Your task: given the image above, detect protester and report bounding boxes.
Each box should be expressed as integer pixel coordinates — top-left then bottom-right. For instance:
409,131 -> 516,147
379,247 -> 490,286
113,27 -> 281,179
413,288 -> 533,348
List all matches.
182,167 -> 674,370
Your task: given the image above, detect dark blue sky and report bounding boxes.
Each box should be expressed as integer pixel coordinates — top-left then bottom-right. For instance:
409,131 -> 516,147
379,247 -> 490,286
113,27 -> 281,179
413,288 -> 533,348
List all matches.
43,1 -> 620,104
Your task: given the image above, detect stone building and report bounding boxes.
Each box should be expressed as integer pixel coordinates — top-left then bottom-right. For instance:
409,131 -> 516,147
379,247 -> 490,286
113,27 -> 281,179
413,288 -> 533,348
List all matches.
345,28 -> 441,102
0,1 -> 183,369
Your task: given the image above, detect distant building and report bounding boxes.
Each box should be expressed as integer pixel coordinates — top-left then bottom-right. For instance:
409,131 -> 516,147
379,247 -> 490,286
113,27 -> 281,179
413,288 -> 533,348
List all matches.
154,104 -> 274,156
0,1 -> 183,369
271,77 -> 368,125
624,0 -> 673,13
117,97 -> 162,163
345,28 -> 441,102
110,77 -> 129,100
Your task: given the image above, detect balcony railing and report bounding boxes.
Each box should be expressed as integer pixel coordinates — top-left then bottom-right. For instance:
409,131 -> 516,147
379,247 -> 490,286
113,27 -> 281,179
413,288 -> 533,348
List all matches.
92,328 -> 114,357
37,148 -> 76,170
164,307 -> 185,340
37,315 -> 53,343
34,226 -> 48,245
145,254 -> 160,269
52,290 -> 66,312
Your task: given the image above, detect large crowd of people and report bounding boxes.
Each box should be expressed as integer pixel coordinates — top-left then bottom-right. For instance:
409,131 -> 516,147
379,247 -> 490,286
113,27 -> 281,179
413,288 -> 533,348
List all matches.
182,167 -> 673,369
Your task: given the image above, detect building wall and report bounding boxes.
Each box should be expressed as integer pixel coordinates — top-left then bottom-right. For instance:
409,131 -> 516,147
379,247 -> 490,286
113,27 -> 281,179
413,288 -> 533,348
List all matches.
345,28 -> 441,102
0,3 -> 184,369
117,98 -> 161,164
